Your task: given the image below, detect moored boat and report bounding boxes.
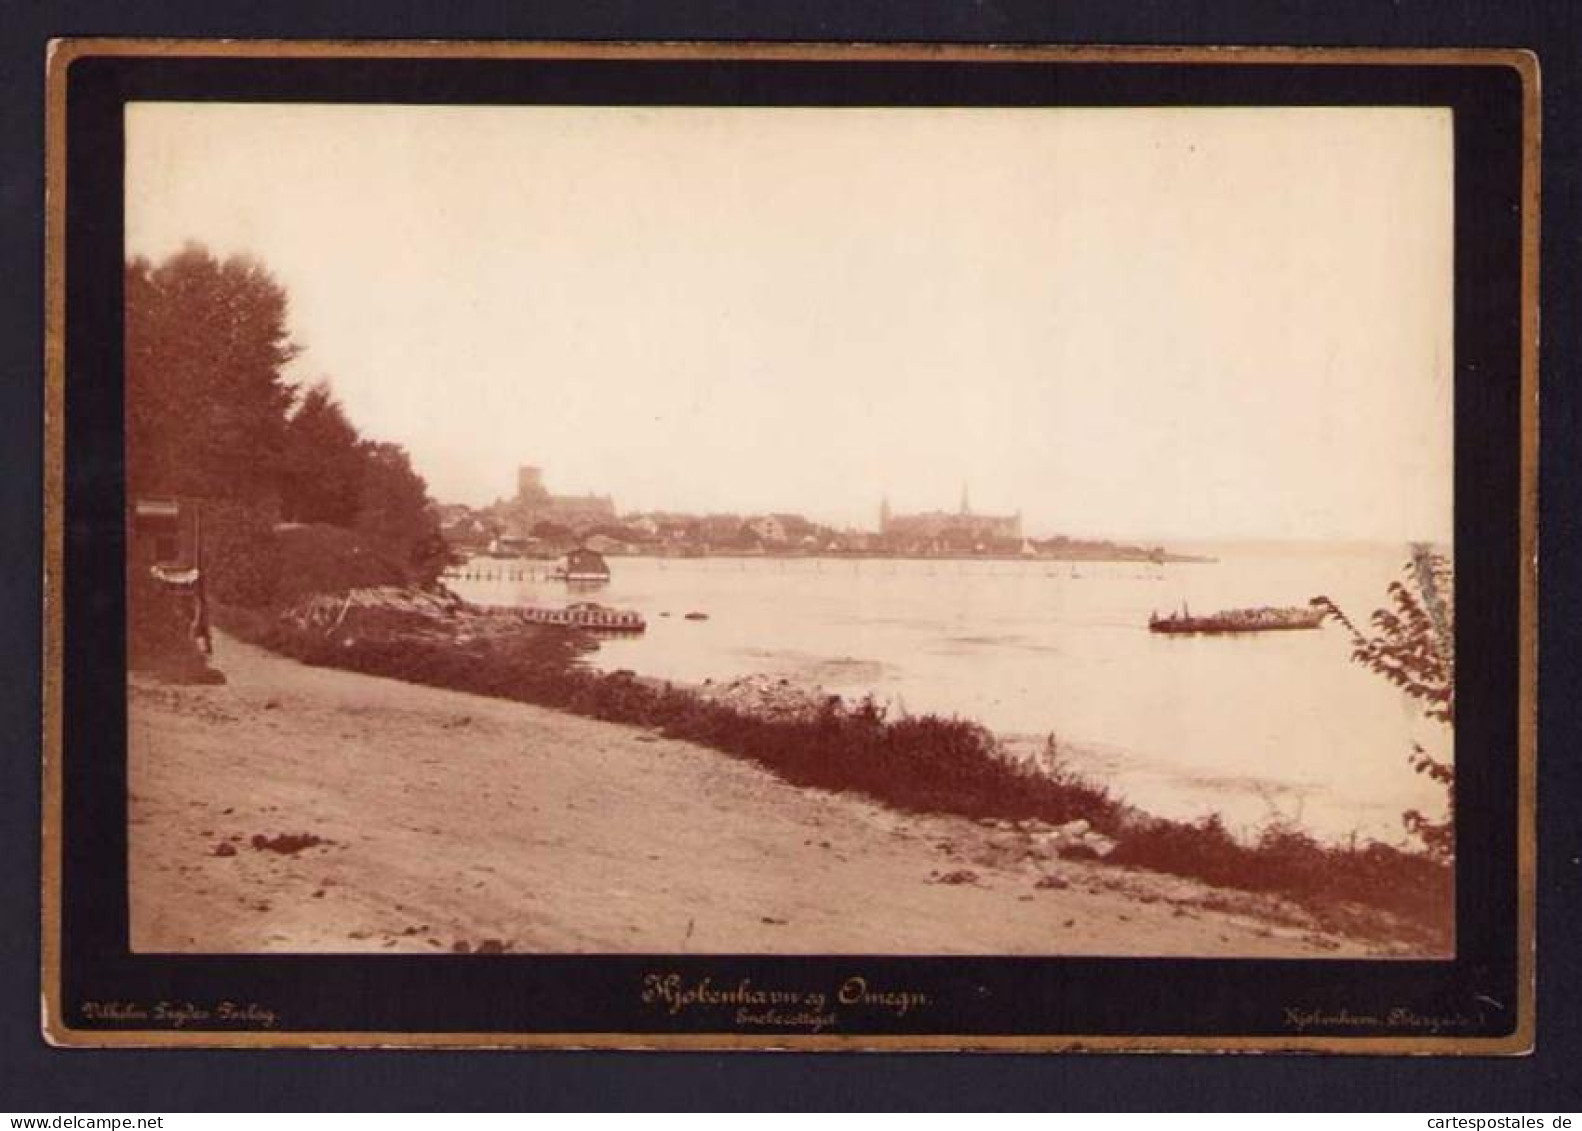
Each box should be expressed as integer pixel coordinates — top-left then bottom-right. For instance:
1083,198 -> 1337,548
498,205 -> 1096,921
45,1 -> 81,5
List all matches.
516,601 -> 645,633
1148,603 -> 1324,635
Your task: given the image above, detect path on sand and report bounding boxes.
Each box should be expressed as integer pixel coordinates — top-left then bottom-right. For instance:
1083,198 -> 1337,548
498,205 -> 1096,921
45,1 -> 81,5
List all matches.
129,632 -> 1373,957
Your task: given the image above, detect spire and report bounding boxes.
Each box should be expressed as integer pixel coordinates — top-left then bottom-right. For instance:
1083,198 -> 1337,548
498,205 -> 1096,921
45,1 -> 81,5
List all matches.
879,493 -> 892,533
959,482 -> 971,516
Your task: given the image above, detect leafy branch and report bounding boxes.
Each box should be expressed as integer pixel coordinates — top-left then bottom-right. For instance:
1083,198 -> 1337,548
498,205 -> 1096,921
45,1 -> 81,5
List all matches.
1312,544 -> 1455,857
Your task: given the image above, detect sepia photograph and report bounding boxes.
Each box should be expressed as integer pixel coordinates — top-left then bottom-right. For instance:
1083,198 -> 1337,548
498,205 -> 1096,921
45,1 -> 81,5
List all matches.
123,100 -> 1456,960
39,40 -> 1536,1051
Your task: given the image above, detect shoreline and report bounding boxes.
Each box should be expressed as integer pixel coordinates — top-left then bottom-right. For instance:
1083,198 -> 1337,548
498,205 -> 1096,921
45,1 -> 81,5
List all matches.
129,628 -> 1445,957
445,548 -> 1216,571
212,591 -> 1455,953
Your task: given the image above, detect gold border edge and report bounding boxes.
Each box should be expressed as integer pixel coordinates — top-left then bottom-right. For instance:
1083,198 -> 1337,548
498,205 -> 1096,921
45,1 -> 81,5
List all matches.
41,34 -> 71,1052
30,38 -> 1551,68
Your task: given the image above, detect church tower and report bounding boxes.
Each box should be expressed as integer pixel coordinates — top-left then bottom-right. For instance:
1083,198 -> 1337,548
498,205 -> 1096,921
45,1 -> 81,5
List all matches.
959,482 -> 971,516
879,494 -> 892,534
517,465 -> 549,504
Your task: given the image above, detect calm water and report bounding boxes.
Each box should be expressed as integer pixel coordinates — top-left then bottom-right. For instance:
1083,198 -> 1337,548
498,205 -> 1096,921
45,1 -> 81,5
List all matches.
448,545 -> 1451,843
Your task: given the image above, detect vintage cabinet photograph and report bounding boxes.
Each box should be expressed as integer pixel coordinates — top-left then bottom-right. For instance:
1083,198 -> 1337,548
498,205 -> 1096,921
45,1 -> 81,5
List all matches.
42,42 -> 1536,1050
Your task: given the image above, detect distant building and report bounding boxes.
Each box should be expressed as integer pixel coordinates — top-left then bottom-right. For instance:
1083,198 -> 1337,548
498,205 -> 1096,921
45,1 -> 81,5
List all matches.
838,528 -> 875,553
744,515 -> 789,545
771,513 -> 819,542
879,485 -> 1022,549
556,547 -> 611,583
497,464 -> 616,537
699,513 -> 746,547
582,533 -> 630,556
489,533 -> 536,558
436,503 -> 499,551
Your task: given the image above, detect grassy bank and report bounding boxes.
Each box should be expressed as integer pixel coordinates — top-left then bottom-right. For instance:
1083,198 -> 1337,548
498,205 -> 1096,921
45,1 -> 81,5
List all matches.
217,596 -> 1452,948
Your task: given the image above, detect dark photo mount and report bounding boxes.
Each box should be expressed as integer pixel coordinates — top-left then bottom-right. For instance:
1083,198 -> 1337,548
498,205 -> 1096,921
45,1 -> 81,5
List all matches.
41,41 -> 1537,1052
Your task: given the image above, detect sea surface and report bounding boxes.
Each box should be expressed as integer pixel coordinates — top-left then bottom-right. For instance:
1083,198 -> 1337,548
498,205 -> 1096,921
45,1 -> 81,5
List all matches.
447,544 -> 1452,843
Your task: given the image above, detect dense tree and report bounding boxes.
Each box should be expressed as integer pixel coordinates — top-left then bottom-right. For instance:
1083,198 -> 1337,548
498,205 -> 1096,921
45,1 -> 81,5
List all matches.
281,383 -> 365,525
530,520 -> 573,541
356,441 -> 448,579
126,244 -> 451,600
126,245 -> 298,504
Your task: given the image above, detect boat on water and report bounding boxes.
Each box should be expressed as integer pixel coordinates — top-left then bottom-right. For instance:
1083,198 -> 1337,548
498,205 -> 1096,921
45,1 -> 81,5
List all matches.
516,601 -> 645,633
1148,602 -> 1325,635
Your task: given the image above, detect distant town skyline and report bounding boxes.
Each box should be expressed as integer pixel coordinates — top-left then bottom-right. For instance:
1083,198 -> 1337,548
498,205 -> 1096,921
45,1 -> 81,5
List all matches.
126,103 -> 1453,543
472,461 -> 1033,539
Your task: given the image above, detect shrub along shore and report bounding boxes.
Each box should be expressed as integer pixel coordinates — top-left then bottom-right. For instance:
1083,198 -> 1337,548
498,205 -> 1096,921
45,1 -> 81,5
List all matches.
216,589 -> 1453,951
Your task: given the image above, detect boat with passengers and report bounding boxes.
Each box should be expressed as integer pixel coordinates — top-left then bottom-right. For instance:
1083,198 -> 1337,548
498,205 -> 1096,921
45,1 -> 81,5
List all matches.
1148,602 -> 1324,635
515,600 -> 645,633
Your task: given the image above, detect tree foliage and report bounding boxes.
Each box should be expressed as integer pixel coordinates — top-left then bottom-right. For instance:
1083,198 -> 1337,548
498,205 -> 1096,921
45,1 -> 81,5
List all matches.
126,246 -> 298,503
356,440 -> 448,577
281,383 -> 365,526
126,244 -> 448,596
1312,544 -> 1455,857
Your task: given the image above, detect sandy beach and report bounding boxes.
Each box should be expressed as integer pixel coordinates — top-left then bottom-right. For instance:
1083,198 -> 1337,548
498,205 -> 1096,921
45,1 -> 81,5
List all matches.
129,632 -> 1385,957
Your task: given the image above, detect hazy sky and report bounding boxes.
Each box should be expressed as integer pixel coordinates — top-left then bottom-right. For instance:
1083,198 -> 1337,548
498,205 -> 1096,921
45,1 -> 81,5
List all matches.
126,103 -> 1453,541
